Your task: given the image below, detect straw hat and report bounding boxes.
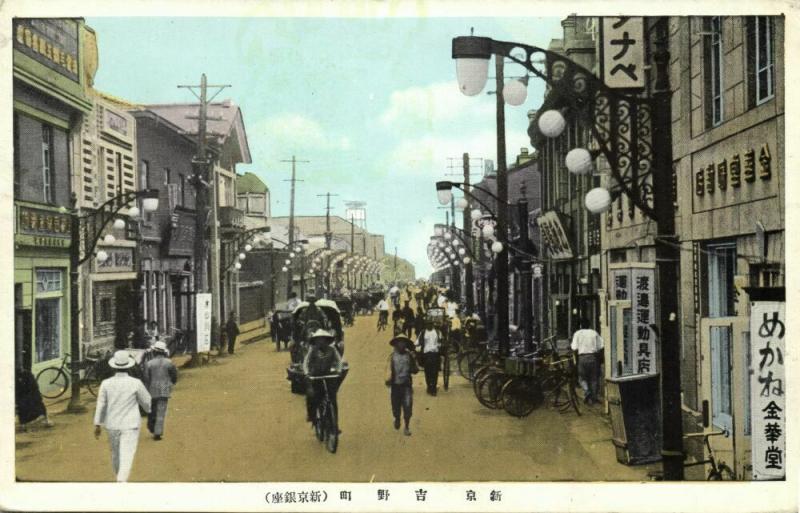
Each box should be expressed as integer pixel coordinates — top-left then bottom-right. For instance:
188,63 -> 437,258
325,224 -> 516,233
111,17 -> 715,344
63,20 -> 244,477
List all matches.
108,350 -> 136,370
310,329 -> 335,340
389,336 -> 415,351
152,341 -> 169,355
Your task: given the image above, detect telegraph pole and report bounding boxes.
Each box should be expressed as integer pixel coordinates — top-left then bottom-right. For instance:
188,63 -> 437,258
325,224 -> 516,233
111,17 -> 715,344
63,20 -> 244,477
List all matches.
317,192 -> 338,249
178,73 -> 230,363
281,156 -> 308,297
463,152 -> 475,312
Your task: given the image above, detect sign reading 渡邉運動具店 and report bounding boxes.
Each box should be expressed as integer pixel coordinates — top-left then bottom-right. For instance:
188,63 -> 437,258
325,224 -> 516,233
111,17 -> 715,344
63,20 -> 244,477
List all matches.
196,293 -> 212,353
750,301 -> 785,480
609,265 -> 657,376
602,17 -> 645,89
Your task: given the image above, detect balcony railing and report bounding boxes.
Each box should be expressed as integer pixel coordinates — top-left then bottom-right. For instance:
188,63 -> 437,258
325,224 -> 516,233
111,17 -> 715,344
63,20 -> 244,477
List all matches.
219,206 -> 245,230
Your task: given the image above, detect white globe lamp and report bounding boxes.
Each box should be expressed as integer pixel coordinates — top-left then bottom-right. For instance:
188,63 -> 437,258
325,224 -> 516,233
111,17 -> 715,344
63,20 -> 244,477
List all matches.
491,241 -> 504,254
113,218 -> 126,230
470,209 -> 482,221
503,77 -> 528,106
103,234 -> 116,244
565,148 -> 593,176
96,250 -> 109,263
455,197 -> 469,211
585,187 -> 612,214
128,206 -> 140,218
538,109 -> 566,138
234,262 -> 242,270
482,224 -> 495,238
456,57 -> 490,96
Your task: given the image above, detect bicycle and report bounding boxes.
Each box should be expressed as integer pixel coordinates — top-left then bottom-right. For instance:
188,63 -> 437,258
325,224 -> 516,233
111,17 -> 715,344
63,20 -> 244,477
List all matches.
308,374 -> 342,454
377,311 -> 389,331
648,429 -> 734,480
36,352 -> 108,399
500,356 -> 580,418
166,329 -> 188,356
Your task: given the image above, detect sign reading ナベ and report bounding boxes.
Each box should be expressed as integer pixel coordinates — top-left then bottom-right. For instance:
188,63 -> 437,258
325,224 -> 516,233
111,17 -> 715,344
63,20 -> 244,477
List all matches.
13,18 -> 80,82
750,301 -> 785,480
602,17 -> 645,89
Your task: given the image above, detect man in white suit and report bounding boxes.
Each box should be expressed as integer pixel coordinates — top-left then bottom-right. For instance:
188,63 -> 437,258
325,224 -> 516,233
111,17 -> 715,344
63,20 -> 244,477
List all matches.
93,350 -> 151,482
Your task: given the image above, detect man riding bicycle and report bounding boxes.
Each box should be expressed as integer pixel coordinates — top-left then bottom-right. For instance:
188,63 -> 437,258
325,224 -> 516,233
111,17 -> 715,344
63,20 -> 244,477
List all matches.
303,329 -> 345,427
377,297 -> 389,330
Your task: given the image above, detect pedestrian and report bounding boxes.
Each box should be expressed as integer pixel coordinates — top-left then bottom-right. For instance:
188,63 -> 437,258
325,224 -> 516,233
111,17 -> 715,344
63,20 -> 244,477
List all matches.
385,335 -> 418,436
93,350 -> 152,482
145,321 -> 160,347
15,366 -> 53,431
401,300 -> 415,338
570,319 -> 604,405
225,312 -> 240,355
414,306 -> 426,337
416,319 -> 442,396
143,341 -> 178,441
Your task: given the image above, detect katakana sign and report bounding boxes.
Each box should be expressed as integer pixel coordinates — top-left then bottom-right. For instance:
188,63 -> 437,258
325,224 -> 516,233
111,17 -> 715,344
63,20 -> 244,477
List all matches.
602,17 -> 645,89
751,301 -> 785,480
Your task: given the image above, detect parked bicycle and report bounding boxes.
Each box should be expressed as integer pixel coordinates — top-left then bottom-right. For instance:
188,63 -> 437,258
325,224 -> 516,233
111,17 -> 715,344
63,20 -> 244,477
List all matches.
35,351 -> 110,399
308,374 -> 341,454
648,429 -> 734,480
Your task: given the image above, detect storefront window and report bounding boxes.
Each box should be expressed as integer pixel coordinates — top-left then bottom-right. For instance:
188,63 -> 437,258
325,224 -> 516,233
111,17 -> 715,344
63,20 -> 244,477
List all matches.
36,269 -> 63,293
35,297 -> 61,362
710,325 -> 733,431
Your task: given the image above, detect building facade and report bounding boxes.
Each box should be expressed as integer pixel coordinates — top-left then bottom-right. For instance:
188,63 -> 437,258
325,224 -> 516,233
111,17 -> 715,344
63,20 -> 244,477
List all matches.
13,18 -> 94,379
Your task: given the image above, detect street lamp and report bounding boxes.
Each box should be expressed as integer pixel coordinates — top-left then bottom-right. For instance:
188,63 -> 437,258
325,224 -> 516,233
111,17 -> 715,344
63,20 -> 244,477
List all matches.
68,188 -> 159,411
452,29 -> 682,479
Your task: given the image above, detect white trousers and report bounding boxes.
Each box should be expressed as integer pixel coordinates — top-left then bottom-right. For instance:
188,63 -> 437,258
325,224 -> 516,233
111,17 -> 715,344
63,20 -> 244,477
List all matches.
107,428 -> 140,482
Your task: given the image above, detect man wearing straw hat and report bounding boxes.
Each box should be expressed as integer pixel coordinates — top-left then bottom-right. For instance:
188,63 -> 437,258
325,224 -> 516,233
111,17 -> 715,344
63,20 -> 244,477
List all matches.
385,335 -> 418,436
93,350 -> 152,482
143,341 -> 178,440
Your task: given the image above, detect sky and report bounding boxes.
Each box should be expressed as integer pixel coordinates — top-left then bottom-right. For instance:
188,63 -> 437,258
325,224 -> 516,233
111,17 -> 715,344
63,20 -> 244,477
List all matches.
87,16 -> 564,277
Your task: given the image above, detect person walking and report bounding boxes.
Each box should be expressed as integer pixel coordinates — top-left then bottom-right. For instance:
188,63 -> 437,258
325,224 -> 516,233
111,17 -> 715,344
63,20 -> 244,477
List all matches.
570,319 -> 604,405
93,350 -> 152,482
386,335 -> 418,436
225,312 -> 240,355
416,319 -> 442,396
145,321 -> 160,347
143,341 -> 178,440
401,300 -> 415,338
414,306 -> 426,338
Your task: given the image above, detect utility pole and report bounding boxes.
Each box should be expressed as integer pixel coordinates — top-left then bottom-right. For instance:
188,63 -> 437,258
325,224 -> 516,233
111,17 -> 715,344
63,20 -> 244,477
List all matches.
394,246 -> 398,282
178,73 -> 230,363
281,156 -> 308,297
317,192 -> 338,249
463,152 -> 475,313
494,51 -> 510,357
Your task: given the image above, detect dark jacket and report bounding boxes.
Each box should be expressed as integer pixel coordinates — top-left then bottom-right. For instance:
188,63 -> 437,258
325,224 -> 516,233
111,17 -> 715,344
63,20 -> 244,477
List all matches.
386,351 -> 419,386
225,319 -> 240,338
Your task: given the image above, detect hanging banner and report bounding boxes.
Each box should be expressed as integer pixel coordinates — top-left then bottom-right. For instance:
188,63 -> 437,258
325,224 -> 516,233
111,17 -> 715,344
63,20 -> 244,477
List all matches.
196,293 -> 212,353
536,211 -> 573,260
630,268 -> 656,375
601,17 -> 646,89
750,301 -> 785,480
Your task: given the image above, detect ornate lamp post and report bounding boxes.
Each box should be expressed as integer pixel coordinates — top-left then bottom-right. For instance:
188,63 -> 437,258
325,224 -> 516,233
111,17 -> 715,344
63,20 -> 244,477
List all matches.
68,188 -> 159,411
451,29 -> 681,479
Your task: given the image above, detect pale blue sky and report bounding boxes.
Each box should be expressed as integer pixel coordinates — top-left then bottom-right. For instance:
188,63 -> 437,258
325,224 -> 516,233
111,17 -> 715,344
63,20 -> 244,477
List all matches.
87,17 -> 564,277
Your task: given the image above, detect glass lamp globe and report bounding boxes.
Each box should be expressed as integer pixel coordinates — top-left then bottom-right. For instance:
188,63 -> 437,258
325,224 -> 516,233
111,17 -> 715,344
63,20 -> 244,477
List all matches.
482,224 -> 495,238
455,197 -> 469,211
456,57 -> 490,96
128,206 -> 140,218
438,242 -> 445,248
538,109 -> 566,138
452,238 -> 460,246
238,253 -> 246,261
289,252 -> 295,258
103,234 -> 116,244
463,257 -> 471,264
565,148 -> 593,175
437,188 -> 453,206
491,241 -> 504,254
142,197 -> 159,213
96,250 -> 109,263
585,187 -> 612,214
503,77 -> 528,106
470,209 -> 482,221
245,244 -> 253,252
113,218 -> 126,230
458,247 -> 466,256
444,232 -> 452,240
234,262 -> 242,270
285,259 -> 291,265
282,266 -> 288,272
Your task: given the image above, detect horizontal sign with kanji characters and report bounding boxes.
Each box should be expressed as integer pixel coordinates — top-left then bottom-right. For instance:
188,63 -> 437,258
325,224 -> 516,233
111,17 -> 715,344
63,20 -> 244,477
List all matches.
750,300 -> 785,480
602,17 -> 645,89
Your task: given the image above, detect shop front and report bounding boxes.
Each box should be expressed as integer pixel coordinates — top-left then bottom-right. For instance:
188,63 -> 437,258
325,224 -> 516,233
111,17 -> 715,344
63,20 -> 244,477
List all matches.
85,243 -> 138,354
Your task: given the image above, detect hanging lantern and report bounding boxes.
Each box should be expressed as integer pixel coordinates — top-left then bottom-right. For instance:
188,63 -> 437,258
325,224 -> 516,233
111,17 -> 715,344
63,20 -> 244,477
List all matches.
565,147 -> 593,175
113,218 -> 126,230
282,266 -> 288,272
491,241 -> 504,254
585,187 -> 612,214
234,262 -> 242,270
458,247 -> 466,256
538,109 -> 566,138
503,76 -> 529,106
244,244 -> 253,252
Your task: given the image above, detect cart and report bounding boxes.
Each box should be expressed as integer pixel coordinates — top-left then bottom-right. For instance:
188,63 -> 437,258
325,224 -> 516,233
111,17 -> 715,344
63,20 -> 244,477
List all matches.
286,299 -> 345,394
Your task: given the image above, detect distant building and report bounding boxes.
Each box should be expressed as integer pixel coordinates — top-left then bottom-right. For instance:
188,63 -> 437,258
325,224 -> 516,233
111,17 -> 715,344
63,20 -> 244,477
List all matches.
236,171 -> 270,229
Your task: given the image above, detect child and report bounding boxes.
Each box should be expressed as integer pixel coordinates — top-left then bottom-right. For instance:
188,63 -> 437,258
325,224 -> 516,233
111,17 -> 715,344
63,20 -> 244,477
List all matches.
385,336 -> 418,436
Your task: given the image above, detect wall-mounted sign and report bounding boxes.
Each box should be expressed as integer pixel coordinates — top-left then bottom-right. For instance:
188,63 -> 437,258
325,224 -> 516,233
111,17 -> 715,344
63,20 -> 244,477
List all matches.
609,266 -> 657,376
96,248 -> 134,273
695,144 -> 772,197
750,300 -> 785,480
196,293 -> 212,353
17,206 -> 72,238
104,108 -> 128,136
13,18 -> 79,82
536,211 -> 573,260
602,17 -> 645,89
165,211 -> 196,257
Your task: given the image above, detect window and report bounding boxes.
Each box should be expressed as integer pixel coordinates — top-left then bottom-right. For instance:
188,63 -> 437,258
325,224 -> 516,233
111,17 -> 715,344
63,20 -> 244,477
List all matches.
748,16 -> 776,106
710,325 -> 733,431
704,17 -> 724,127
140,159 -> 150,190
96,297 -> 113,324
165,167 -> 171,185
179,174 -> 186,206
706,242 -> 737,317
36,269 -> 63,293
35,297 -> 61,363
42,125 -> 55,203
97,147 -> 106,199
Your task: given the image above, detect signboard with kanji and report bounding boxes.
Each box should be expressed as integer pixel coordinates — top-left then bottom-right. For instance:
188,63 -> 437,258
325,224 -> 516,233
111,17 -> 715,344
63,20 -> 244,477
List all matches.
609,265 -> 657,376
196,293 -> 212,353
602,17 -> 645,89
536,211 -> 573,260
750,300 -> 785,480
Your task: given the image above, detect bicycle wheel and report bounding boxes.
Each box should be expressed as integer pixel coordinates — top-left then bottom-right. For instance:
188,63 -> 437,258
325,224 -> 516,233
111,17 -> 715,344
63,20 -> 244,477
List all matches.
471,364 -> 494,396
314,404 -> 325,442
501,377 -> 543,418
708,463 -> 735,480
325,404 -> 338,454
36,367 -> 69,399
476,370 -> 507,409
457,350 -> 478,380
83,365 -> 101,397
442,353 -> 450,391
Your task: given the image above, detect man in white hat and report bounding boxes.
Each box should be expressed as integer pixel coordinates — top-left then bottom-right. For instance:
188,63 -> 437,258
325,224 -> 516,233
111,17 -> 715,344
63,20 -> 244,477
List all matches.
143,341 -> 178,440
93,350 -> 151,482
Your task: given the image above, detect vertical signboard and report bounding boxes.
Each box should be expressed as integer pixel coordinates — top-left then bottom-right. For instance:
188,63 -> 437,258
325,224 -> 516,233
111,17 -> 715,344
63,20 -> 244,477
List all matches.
601,17 -> 646,89
631,268 -> 656,375
196,293 -> 212,353
751,301 -> 785,480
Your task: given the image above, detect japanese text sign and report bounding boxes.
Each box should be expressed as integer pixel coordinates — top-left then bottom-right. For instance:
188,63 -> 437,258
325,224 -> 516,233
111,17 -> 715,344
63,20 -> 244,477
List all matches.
609,266 -> 657,376
602,17 -> 645,89
536,211 -> 573,260
196,293 -> 212,353
751,301 -> 785,480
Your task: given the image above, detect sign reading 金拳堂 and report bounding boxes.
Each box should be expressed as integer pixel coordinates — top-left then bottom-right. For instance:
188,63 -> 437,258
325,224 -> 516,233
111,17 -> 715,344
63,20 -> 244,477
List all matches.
609,266 -> 657,376
602,17 -> 645,89
750,301 -> 785,480
196,293 -> 212,353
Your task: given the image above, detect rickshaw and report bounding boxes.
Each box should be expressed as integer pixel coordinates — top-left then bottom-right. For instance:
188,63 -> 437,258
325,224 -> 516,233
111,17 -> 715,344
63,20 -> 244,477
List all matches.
333,296 -> 354,327
424,307 -> 452,391
353,291 -> 373,315
271,302 -> 294,351
286,299 -> 345,394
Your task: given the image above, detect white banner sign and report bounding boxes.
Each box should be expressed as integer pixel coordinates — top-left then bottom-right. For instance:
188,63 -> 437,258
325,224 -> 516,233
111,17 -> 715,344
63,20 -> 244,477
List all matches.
750,301 -> 785,480
630,268 -> 656,375
196,293 -> 212,353
602,17 -> 645,89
